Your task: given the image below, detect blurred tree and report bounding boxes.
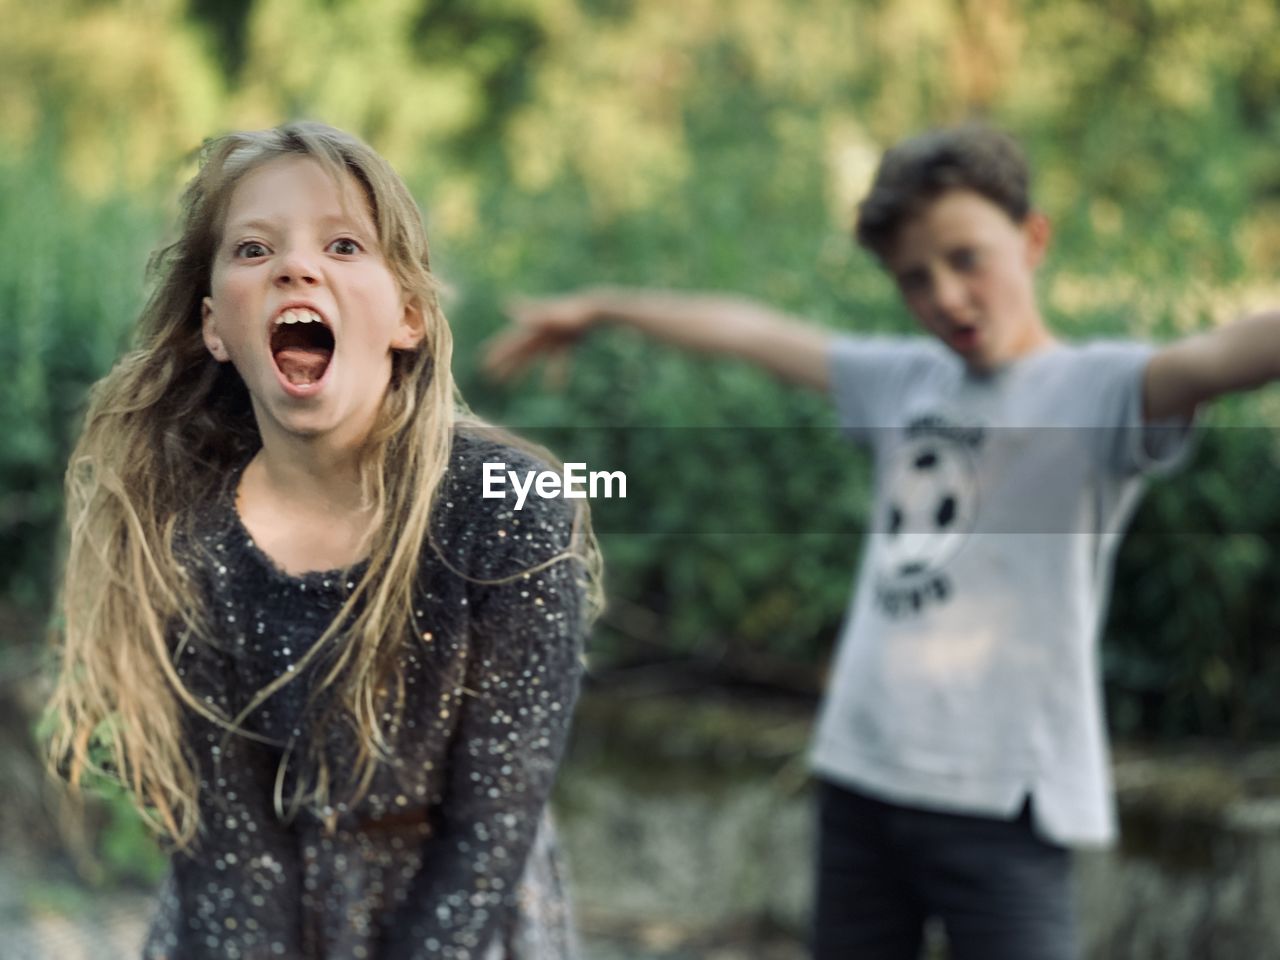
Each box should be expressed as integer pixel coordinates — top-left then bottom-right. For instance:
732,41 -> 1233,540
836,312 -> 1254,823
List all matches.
0,151 -> 156,609
409,0 -> 547,151
189,0 -> 256,76
2,0 -> 1278,741
0,0 -> 223,195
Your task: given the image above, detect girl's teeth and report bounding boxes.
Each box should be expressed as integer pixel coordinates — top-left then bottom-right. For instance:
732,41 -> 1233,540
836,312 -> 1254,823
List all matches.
277,309 -> 322,325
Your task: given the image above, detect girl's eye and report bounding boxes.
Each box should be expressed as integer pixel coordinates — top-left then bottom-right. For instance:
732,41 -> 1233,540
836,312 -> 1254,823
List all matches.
329,237 -> 362,256
234,241 -> 269,259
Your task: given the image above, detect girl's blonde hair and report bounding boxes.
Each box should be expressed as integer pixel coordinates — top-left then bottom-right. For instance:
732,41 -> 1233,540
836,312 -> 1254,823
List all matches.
48,121 -> 598,848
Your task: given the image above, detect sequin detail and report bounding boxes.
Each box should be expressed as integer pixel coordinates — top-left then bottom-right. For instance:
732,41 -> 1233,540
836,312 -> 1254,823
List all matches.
144,434 -> 587,960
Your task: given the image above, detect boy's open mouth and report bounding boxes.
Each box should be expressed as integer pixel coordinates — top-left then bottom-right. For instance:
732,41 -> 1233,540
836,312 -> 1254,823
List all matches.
270,308 -> 335,386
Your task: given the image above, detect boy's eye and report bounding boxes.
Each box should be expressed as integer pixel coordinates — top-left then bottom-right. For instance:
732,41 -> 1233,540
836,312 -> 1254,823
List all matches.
234,241 -> 269,259
898,269 -> 930,295
949,248 -> 979,272
328,237 -> 362,256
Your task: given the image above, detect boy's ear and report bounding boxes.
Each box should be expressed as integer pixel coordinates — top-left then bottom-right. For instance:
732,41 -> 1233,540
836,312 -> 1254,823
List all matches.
201,297 -> 230,362
392,296 -> 426,351
1023,210 -> 1052,267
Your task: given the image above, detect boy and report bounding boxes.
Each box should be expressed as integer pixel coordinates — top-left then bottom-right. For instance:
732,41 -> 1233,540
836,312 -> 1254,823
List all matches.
484,124 -> 1279,958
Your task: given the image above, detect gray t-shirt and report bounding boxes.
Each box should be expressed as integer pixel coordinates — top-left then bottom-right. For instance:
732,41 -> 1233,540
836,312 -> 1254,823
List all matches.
811,335 -> 1190,846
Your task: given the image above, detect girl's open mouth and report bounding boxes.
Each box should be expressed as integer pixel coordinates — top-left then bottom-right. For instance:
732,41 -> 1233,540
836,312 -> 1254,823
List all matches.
270,308 -> 335,388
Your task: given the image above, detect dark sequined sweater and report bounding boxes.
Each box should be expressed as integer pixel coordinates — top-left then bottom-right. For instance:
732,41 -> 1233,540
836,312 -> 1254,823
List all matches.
142,432 -> 587,960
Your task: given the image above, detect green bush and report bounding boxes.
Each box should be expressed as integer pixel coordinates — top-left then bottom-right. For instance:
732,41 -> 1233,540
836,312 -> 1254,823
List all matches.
0,147 -> 158,612
5,0 -> 1280,770
2,0 -> 1279,894
442,68 -> 1280,740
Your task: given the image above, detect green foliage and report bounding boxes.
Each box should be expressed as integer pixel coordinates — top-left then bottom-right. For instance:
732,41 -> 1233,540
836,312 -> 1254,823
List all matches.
1107,412 -> 1280,740
0,147 -> 156,609
4,3 -> 1280,885
33,704 -> 169,887
436,1 -> 1280,742
93,779 -> 169,886
445,76 -> 883,665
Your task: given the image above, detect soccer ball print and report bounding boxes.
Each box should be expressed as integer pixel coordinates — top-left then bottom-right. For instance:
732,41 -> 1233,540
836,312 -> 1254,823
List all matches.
876,435 -> 977,585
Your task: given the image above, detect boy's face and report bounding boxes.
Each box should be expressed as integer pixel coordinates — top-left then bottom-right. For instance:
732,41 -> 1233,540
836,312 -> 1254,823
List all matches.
201,155 -> 423,449
885,189 -> 1051,372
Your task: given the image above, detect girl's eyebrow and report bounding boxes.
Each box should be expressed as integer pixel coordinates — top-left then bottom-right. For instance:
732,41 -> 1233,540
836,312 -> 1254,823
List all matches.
224,214 -> 371,237
224,218 -> 278,237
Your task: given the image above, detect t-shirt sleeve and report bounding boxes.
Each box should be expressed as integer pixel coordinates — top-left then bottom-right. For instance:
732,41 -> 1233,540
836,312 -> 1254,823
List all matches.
1083,341 -> 1196,476
827,335 -> 935,446
381,459 -> 587,960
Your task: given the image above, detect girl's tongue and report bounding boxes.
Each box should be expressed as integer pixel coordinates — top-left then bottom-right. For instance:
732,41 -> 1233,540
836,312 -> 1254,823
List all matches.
275,347 -> 331,385
271,319 -> 335,385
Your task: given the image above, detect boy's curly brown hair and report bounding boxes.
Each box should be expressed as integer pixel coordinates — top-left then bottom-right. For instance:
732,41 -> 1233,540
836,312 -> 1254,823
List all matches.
855,123 -> 1032,260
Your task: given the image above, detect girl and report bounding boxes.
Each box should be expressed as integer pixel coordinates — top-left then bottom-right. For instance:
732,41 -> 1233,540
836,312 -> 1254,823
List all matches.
48,121 -> 598,960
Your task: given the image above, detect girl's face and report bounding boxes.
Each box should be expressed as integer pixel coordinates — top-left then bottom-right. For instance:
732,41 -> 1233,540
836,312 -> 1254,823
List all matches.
202,155 -> 423,450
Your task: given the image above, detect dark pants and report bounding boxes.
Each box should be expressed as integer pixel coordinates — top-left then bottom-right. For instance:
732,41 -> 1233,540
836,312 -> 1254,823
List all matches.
812,778 -> 1079,960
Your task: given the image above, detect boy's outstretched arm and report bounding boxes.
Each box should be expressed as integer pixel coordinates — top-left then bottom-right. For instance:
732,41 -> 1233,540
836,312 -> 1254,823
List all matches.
1143,309 -> 1280,421
484,287 -> 834,392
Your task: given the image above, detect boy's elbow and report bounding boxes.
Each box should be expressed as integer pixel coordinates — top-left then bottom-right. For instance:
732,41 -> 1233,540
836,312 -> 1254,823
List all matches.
765,326 -> 834,392
1230,308 -> 1280,380
1261,310 -> 1280,381
1180,314 -> 1280,408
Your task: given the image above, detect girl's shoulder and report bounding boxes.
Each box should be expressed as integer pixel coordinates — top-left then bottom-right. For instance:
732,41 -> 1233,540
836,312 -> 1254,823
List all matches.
446,426 -> 554,485
433,427 -> 581,580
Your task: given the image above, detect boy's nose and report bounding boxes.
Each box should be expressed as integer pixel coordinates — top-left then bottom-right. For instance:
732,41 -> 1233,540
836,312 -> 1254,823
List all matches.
932,269 -> 969,317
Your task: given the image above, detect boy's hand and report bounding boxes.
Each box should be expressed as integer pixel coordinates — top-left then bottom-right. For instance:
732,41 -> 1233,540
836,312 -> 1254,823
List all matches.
483,286 -> 833,392
483,294 -> 598,385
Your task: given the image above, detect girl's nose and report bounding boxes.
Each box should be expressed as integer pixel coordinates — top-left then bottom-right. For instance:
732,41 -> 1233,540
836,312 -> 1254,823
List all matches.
273,247 -> 320,286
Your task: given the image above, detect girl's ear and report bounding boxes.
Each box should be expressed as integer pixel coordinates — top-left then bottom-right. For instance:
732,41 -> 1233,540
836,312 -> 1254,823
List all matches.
201,297 -> 231,362
391,297 -> 426,351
